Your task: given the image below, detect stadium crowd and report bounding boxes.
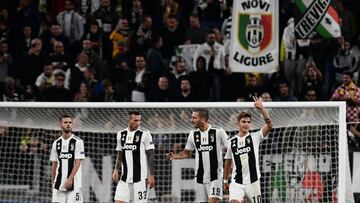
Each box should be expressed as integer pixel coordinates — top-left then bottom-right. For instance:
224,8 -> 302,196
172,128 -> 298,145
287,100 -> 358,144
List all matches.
0,0 -> 360,144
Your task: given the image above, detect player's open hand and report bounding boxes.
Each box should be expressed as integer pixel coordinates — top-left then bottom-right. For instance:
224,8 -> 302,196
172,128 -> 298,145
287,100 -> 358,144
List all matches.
147,175 -> 155,188
253,96 -> 263,109
64,177 -> 74,190
112,169 -> 119,182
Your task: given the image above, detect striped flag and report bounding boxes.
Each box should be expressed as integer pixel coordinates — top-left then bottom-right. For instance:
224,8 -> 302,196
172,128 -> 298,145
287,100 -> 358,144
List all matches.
294,0 -> 341,39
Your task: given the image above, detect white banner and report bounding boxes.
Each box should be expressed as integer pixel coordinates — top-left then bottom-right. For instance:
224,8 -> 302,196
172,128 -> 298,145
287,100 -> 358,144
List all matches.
176,44 -> 200,72
229,0 -> 279,73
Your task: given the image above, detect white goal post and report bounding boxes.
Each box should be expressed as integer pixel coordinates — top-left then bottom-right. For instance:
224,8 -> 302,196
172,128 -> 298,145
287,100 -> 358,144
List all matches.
0,101 -> 351,203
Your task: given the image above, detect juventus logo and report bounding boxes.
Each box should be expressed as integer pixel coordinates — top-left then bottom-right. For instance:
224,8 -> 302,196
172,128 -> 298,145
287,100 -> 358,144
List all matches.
70,144 -> 74,151
135,135 -> 140,142
210,135 -> 215,143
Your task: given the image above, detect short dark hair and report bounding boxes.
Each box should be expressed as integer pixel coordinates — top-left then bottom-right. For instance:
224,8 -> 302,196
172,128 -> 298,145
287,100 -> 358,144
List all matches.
59,114 -> 73,121
237,112 -> 251,122
128,111 -> 141,117
193,108 -> 209,121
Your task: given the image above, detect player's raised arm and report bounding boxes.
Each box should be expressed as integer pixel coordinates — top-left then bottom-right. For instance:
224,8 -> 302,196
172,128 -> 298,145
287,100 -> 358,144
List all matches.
253,96 -> 272,137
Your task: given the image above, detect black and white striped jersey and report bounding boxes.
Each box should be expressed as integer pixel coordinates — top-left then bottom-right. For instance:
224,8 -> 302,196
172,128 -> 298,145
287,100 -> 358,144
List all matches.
50,134 -> 85,191
225,130 -> 264,184
185,125 -> 228,184
116,128 -> 155,183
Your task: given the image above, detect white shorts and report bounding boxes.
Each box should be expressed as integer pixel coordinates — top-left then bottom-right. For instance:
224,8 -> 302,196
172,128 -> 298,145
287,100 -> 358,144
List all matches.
114,180 -> 147,203
52,188 -> 83,203
229,180 -> 261,203
195,178 -> 223,202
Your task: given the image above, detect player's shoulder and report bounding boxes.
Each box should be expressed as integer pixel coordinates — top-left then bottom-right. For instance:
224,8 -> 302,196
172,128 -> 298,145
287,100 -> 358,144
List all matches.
53,136 -> 62,143
228,135 -> 238,141
72,134 -> 83,141
116,128 -> 128,134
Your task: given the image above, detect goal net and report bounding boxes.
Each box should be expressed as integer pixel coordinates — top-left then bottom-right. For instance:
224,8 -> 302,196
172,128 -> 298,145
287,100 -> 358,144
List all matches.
0,102 -> 352,203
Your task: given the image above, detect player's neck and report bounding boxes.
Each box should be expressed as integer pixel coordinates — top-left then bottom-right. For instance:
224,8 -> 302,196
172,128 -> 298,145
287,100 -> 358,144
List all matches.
238,130 -> 248,137
62,132 -> 72,139
199,123 -> 209,132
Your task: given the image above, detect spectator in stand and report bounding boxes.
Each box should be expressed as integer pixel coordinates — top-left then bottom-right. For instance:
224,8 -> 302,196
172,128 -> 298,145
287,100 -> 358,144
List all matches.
147,75 -> 174,102
124,0 -> 145,31
189,56 -> 212,101
193,30 -> 225,100
331,71 -> 360,124
0,52 -> 10,91
34,62 -> 55,92
65,52 -> 89,95
184,14 -> 208,44
41,23 -> 69,55
47,41 -> 71,73
273,80 -> 298,101
82,20 -> 103,56
0,18 -> 9,42
130,55 -> 147,102
109,17 -> 129,59
112,60 -> 131,101
56,0 -> 85,43
10,0 -> 41,41
136,15 -> 155,54
12,25 -> 33,56
261,92 -> 272,102
37,71 -> 72,101
99,78 -> 116,102
16,38 -> 45,96
82,39 -> 108,80
162,0 -> 182,23
80,0 -> 100,18
300,62 -> 323,100
197,0 -> 222,30
174,76 -> 196,102
2,77 -> 24,101
73,82 -> 92,102
333,40 -> 358,86
161,15 -> 185,65
92,0 -> 120,63
146,34 -> 167,89
237,73 -> 263,102
168,57 -> 188,93
303,88 -> 318,101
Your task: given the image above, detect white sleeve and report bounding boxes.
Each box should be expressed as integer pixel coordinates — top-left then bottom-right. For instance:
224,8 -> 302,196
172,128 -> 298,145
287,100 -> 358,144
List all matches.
252,130 -> 264,144
224,140 -> 232,159
75,139 -> 85,159
184,132 -> 195,151
49,141 -> 58,161
219,128 -> 229,148
144,131 -> 155,150
115,132 -> 122,151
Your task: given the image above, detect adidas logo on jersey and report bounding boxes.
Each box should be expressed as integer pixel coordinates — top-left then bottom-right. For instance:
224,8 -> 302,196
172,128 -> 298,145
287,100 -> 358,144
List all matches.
59,153 -> 73,159
123,144 -> 137,150
198,145 -> 213,152
234,147 -> 251,155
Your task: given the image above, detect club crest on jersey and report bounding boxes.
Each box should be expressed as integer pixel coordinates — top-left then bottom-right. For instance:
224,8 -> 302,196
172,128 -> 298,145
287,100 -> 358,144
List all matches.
135,135 -> 140,142
238,13 -> 272,54
70,144 -> 74,151
210,135 -> 215,143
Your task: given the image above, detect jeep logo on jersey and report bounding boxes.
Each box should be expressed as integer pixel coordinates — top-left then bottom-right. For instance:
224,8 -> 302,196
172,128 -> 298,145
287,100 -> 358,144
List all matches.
234,146 -> 251,155
238,14 -> 272,54
59,153 -> 73,159
123,144 -> 137,150
198,145 -> 213,152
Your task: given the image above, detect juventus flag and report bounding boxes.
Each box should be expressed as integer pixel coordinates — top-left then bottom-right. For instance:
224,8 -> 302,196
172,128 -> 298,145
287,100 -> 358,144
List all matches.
229,0 -> 279,73
294,0 -> 341,39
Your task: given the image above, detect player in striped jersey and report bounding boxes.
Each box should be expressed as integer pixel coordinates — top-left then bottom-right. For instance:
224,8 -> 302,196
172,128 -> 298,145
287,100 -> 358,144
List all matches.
50,115 -> 86,203
112,111 -> 155,203
167,108 -> 228,203
223,96 -> 272,203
